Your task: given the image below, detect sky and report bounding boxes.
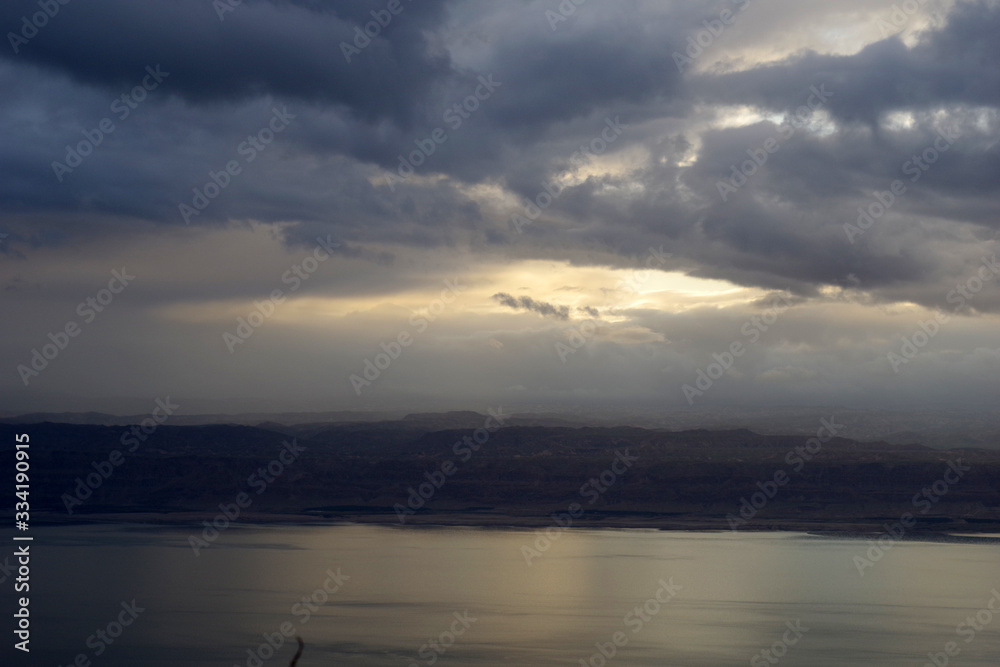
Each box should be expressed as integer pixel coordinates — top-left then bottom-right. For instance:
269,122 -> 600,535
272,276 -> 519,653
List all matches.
1,0 -> 998,415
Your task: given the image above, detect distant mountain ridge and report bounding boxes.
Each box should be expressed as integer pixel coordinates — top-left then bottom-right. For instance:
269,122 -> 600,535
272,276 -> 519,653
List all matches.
2,417 -> 997,532
4,407 -> 998,450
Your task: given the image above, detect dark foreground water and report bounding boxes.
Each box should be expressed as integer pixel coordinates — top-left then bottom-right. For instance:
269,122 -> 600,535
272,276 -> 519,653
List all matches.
10,524 -> 1000,666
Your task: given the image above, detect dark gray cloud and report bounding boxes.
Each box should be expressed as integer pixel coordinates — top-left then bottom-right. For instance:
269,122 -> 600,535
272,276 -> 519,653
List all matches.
492,292 -> 570,319
695,1 -> 1000,127
2,0 -> 996,295
2,0 -> 1000,412
0,0 -> 452,126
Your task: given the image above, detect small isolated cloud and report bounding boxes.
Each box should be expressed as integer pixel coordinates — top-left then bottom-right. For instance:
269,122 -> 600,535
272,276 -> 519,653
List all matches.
492,292 -> 570,319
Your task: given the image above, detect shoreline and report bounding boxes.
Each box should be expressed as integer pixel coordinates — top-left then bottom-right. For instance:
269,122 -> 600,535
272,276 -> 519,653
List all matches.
24,509 -> 1000,540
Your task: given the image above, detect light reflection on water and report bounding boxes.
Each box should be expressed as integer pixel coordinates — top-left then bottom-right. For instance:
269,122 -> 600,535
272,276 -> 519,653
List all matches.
19,524 -> 1000,666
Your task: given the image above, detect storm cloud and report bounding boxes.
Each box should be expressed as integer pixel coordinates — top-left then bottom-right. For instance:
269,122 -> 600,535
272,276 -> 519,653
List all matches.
1,0 -> 998,413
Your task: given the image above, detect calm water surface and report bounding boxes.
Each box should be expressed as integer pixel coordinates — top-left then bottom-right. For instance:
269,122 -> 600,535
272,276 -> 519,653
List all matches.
16,524 -> 1000,666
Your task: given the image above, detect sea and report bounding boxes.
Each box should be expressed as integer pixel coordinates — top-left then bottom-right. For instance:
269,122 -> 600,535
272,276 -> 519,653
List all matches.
12,523 -> 1000,666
